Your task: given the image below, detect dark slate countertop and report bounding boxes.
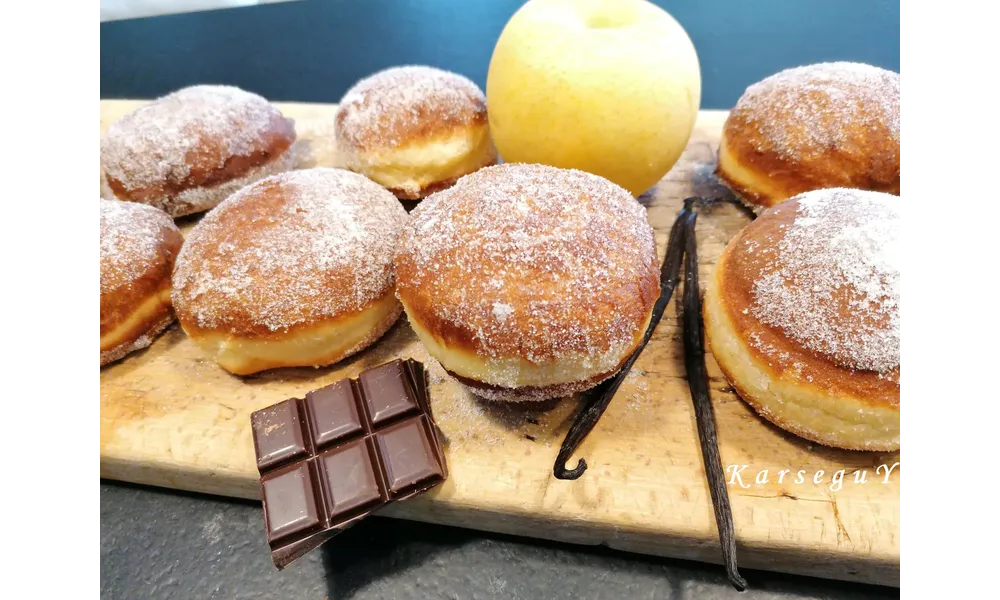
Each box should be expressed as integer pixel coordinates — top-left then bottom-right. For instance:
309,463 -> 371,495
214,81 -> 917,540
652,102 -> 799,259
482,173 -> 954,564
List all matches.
101,480 -> 899,600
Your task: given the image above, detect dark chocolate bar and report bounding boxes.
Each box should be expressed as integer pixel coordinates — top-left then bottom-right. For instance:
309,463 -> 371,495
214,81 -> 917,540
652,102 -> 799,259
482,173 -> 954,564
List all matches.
250,359 -> 447,568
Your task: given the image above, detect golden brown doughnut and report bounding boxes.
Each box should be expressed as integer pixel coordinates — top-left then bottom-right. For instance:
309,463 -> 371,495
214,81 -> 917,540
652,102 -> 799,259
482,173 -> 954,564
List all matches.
171,168 -> 409,375
703,188 -> 899,451
335,65 -> 498,200
394,163 -> 659,402
716,62 -> 899,211
101,199 -> 183,366
101,85 -> 296,217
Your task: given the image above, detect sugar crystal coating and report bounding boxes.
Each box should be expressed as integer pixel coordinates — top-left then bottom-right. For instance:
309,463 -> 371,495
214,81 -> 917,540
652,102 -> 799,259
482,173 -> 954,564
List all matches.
100,199 -> 180,295
335,65 -> 488,151
172,168 -> 409,334
101,85 -> 290,192
749,188 -> 899,373
730,62 -> 899,161
395,163 -> 660,373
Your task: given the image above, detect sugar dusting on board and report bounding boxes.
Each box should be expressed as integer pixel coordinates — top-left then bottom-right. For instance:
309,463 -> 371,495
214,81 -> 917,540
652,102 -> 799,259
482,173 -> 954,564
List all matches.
625,368 -> 650,411
335,65 -> 487,151
403,339 -> 583,447
749,188 -> 899,374
731,62 -> 899,160
172,168 -> 408,333
100,199 -> 180,295
396,163 -> 659,390
101,85 -> 288,192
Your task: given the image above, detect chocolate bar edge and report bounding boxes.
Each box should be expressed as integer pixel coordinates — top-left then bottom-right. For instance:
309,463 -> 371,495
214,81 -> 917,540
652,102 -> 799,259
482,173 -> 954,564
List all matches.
404,359 -> 449,480
271,527 -> 338,570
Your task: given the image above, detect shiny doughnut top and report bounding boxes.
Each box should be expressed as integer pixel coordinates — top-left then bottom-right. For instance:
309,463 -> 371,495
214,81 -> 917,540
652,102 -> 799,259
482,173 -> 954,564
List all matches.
718,188 -> 900,399
101,85 -> 296,213
100,199 -> 183,337
335,65 -> 489,153
172,168 -> 408,337
718,62 -> 899,208
395,163 -> 660,369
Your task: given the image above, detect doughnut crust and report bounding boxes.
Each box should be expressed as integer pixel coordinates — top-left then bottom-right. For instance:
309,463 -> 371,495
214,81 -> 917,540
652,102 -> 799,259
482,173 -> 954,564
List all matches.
101,199 -> 183,366
703,188 -> 900,451
171,168 -> 408,375
395,164 -> 659,401
335,66 -> 498,200
716,62 -> 899,211
101,85 -> 296,217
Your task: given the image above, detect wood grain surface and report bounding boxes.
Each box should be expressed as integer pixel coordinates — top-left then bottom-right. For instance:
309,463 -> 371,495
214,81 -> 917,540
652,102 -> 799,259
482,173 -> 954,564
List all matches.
100,101 -> 900,587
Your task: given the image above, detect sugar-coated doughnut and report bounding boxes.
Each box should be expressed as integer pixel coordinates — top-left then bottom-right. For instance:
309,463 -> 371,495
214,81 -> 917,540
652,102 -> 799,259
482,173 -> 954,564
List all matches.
335,65 -> 498,200
171,168 -> 408,375
101,85 -> 296,218
716,62 -> 899,211
394,163 -> 659,402
703,188 -> 900,451
101,199 -> 183,366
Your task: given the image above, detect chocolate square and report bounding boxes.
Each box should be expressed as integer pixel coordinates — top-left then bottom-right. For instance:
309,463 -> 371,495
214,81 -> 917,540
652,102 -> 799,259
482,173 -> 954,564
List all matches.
358,360 -> 420,426
260,461 -> 323,544
251,399 -> 308,471
306,380 -> 364,449
317,438 -> 384,518
374,416 -> 444,495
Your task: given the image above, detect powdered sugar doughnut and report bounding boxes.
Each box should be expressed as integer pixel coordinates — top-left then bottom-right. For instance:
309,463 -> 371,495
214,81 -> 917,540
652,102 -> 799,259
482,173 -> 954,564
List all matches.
703,188 -> 900,451
172,168 -> 408,375
101,85 -> 296,218
335,65 -> 498,200
716,62 -> 899,211
101,199 -> 183,366
394,163 -> 659,402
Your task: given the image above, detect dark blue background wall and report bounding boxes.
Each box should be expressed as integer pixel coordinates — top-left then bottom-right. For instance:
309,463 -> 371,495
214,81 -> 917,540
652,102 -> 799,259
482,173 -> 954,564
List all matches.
100,0 -> 900,109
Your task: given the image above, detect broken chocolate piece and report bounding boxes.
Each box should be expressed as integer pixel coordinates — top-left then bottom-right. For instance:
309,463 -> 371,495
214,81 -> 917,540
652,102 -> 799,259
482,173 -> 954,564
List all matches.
250,359 -> 447,569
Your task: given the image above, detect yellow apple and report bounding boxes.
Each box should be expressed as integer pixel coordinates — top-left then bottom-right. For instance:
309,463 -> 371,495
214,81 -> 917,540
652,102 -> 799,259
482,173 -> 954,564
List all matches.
486,0 -> 701,196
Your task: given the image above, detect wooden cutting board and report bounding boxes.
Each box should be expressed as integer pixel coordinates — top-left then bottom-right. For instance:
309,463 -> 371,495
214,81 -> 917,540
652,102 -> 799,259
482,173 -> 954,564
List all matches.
99,100 -> 900,587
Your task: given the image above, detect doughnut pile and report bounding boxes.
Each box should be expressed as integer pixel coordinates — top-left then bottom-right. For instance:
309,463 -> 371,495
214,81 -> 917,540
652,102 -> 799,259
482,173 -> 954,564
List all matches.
394,163 -> 660,401
702,188 -> 900,451
716,62 -> 899,211
101,85 -> 296,217
171,168 -> 408,375
335,66 -> 498,201
99,67 -> 903,455
100,199 -> 183,366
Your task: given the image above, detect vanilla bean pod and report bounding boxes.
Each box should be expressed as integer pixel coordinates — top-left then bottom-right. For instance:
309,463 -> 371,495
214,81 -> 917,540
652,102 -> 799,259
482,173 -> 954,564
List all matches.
680,201 -> 747,591
552,202 -> 692,480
